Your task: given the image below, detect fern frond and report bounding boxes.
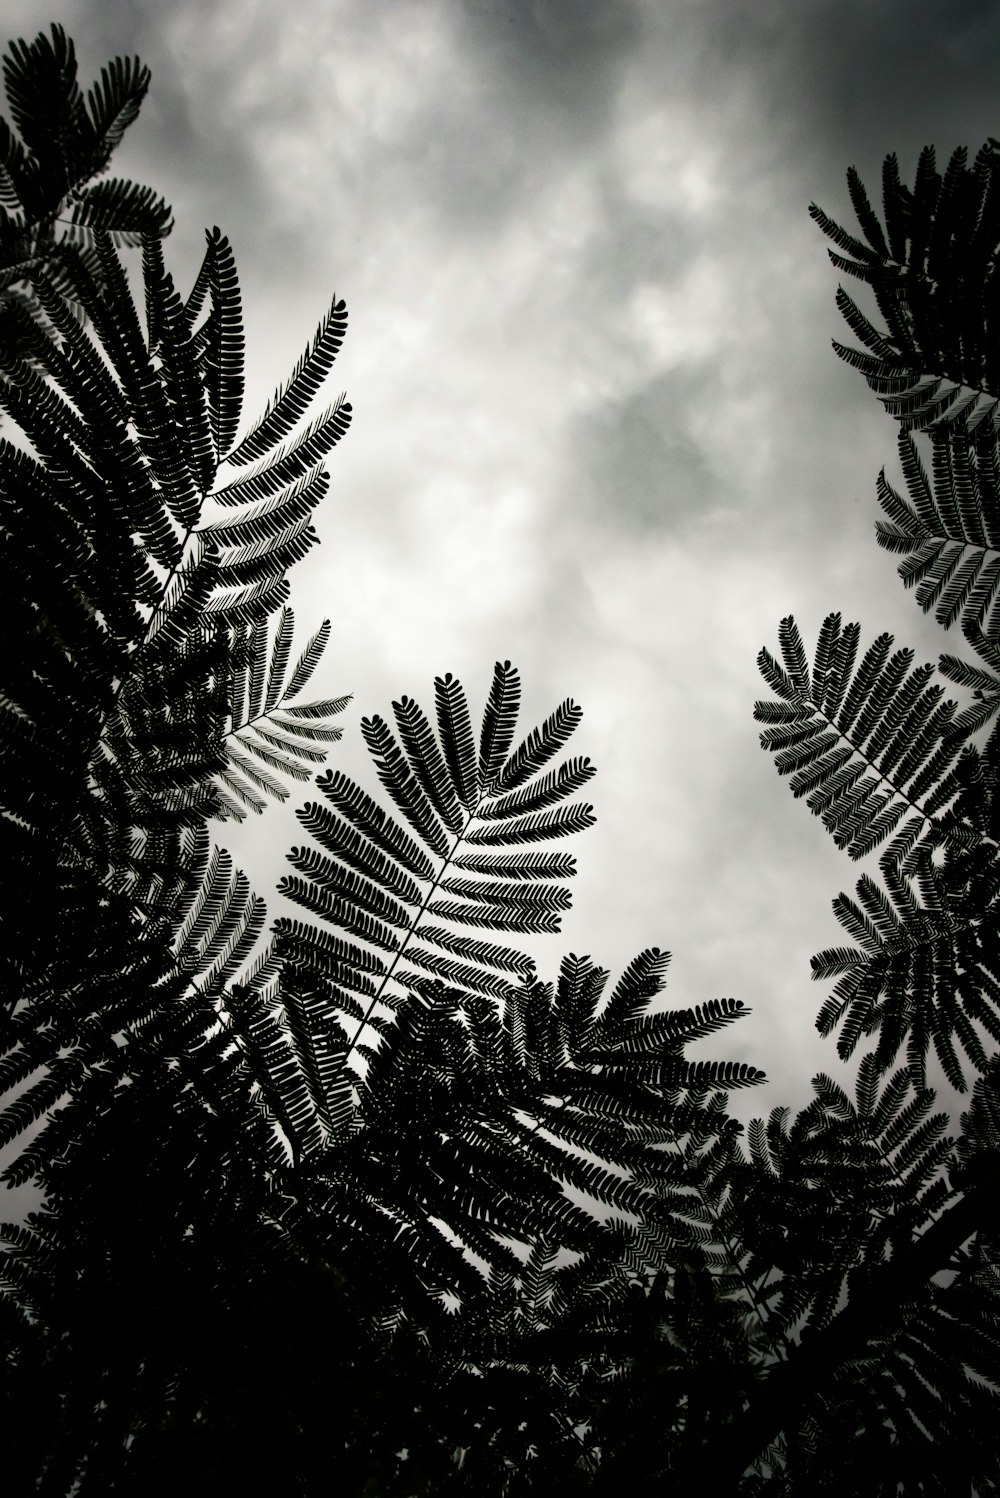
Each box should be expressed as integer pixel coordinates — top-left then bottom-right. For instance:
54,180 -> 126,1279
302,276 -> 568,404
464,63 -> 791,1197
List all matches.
757,614 -> 969,863
813,846 -> 1000,1088
273,665 -> 596,1106
225,293 -> 348,464
212,607 -> 347,822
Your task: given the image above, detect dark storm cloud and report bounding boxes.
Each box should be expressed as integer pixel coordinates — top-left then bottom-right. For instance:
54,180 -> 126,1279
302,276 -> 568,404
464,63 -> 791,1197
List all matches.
14,0 -> 998,256
459,0 -> 641,116
666,0 -> 1000,203
780,0 -> 1000,177
564,368 -> 726,539
290,0 -> 648,240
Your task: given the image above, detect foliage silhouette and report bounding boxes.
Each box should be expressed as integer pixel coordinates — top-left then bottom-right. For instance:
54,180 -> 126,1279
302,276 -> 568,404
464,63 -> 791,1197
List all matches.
2,24 -> 1000,1496
0,23 -> 172,368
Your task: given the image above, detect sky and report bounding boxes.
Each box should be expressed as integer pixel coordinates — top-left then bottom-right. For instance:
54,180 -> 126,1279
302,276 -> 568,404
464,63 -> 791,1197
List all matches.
5,0 -> 1000,1220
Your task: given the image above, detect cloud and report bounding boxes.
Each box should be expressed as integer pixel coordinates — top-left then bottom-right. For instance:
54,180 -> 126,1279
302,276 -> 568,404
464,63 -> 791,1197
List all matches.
459,0 -> 641,120
560,367 -> 726,539
649,0 -> 1000,193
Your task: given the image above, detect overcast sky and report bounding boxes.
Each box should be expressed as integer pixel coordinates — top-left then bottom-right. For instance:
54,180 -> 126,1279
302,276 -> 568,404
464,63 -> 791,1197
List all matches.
7,0 -> 1000,1150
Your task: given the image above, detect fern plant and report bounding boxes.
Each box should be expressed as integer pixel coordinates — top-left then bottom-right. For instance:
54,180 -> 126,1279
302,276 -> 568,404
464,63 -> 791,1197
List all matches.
4,21 -> 1000,1494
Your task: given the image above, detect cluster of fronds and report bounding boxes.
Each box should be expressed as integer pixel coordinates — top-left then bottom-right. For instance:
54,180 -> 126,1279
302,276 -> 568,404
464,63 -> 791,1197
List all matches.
731,138 -> 1000,1494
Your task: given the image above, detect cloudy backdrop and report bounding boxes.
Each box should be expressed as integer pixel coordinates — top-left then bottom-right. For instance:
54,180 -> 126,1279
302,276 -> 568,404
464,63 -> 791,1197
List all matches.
7,0 -> 1000,1153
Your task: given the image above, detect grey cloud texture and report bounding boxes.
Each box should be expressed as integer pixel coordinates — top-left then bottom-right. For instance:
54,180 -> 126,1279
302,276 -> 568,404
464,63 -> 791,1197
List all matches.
1,0 -> 995,1138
